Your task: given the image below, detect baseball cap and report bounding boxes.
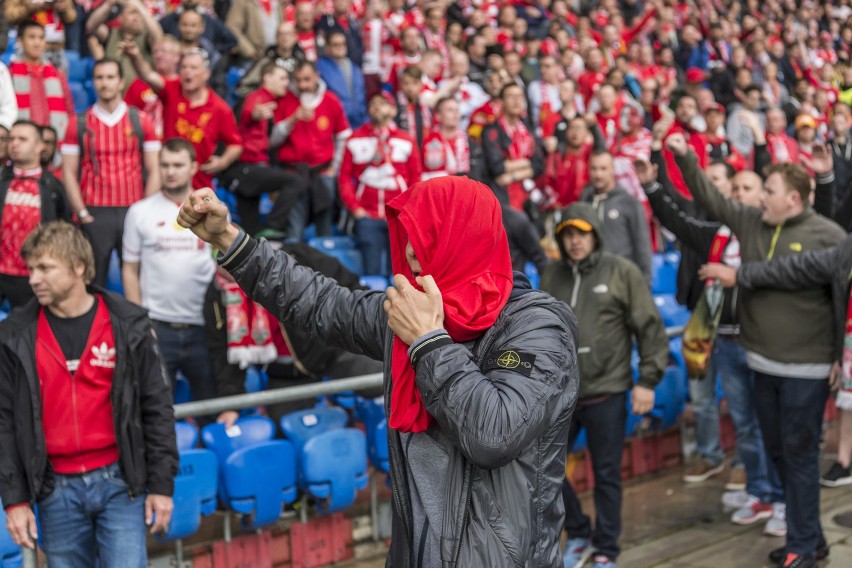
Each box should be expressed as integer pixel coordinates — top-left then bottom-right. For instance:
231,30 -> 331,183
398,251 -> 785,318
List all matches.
795,114 -> 818,130
556,218 -> 593,234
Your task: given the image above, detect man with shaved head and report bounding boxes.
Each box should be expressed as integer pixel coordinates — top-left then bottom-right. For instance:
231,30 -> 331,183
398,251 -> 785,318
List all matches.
637,151 -> 785,533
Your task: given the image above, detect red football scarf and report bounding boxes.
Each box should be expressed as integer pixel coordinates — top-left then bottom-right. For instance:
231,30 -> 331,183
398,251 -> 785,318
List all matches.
705,226 -> 732,285
216,273 -> 279,368
385,177 -> 514,432
500,116 -> 535,209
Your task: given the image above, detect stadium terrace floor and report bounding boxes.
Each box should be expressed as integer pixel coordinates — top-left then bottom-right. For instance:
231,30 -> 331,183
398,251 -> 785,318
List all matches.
347,424 -> 852,568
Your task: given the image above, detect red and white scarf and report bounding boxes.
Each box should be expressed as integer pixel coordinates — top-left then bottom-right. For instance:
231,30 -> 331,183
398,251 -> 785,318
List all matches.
216,274 -> 278,368
500,116 -> 534,209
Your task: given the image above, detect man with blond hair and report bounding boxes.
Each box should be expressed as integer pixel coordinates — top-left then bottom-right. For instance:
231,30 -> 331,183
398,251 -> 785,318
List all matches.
0,221 -> 177,566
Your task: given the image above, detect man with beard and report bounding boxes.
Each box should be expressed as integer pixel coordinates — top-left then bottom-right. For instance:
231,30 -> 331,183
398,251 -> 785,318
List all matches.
662,94 -> 708,197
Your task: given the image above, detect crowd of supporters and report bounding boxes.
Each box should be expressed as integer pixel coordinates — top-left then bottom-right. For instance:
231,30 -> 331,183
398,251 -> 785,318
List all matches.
2,0 -> 852,567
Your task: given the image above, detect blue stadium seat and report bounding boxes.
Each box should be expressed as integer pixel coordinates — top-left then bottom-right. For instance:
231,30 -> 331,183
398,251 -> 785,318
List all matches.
650,364 -> 687,429
651,251 -> 680,295
69,81 -> 90,112
214,186 -> 239,222
243,366 -> 268,393
524,261 -> 540,289
225,66 -> 245,106
356,397 -> 389,473
157,448 -> 218,542
654,294 -> 691,328
307,236 -> 364,274
65,52 -> 92,83
202,416 -> 298,529
0,501 -> 22,568
174,374 -> 192,404
280,407 -> 369,513
105,250 -> 123,295
175,421 -> 199,451
359,275 -> 388,291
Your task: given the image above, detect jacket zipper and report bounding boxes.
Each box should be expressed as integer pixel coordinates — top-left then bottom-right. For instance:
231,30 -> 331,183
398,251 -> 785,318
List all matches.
570,265 -> 581,308
767,224 -> 783,260
452,327 -> 501,567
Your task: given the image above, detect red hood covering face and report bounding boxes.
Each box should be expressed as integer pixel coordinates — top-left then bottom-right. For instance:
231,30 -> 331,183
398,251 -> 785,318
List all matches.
385,176 -> 514,432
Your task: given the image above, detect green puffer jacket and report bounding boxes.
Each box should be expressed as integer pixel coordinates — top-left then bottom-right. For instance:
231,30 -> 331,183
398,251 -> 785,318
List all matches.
540,202 -> 668,399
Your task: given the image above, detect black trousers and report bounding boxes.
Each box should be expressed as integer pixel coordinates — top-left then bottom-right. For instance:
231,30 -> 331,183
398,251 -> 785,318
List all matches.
562,392 -> 627,560
222,163 -> 307,236
0,273 -> 33,308
754,372 -> 828,557
80,207 -> 128,288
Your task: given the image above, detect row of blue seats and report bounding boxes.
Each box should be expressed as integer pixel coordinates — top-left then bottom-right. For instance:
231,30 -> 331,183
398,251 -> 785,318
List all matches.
156,407 -> 375,541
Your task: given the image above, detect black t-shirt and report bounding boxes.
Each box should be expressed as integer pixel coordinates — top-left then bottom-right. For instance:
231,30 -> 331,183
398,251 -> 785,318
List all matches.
44,297 -> 99,371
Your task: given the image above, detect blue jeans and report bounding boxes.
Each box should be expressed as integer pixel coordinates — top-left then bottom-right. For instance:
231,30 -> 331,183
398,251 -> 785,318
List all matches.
714,337 -> 783,503
689,362 -> 724,467
355,217 -> 391,276
37,462 -> 146,567
563,393 -> 627,560
153,322 -> 217,403
754,372 -> 829,557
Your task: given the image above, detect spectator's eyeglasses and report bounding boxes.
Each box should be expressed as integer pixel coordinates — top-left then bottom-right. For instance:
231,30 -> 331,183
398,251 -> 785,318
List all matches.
182,47 -> 211,68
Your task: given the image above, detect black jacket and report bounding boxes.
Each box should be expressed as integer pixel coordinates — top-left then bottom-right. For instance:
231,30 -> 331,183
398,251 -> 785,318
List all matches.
218,233 -> 579,567
0,168 -> 71,226
738,235 -> 852,363
0,288 -> 178,506
646,151 -> 739,329
480,119 -> 545,207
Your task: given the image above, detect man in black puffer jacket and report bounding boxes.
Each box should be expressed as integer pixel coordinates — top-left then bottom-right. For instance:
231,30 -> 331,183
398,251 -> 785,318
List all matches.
178,176 -> 579,568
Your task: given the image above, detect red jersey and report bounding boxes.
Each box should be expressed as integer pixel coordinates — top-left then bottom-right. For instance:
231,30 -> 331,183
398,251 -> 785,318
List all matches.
274,88 -> 351,167
159,78 -> 243,188
0,168 -> 42,276
297,30 -> 319,62
338,123 -> 421,219
546,144 -> 592,206
577,70 -> 606,105
239,87 -> 279,165
383,52 -> 422,93
766,133 -> 800,164
421,129 -> 470,180
663,122 -> 708,198
614,129 -> 653,203
61,103 -> 161,207
596,110 -> 621,151
125,76 -> 163,137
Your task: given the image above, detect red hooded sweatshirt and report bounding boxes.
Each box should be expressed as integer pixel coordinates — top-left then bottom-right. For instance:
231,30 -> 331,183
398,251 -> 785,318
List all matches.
385,177 -> 514,432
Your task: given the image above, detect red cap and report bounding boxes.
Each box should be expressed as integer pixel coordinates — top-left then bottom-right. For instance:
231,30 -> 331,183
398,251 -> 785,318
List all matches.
685,67 -> 706,83
707,103 -> 726,114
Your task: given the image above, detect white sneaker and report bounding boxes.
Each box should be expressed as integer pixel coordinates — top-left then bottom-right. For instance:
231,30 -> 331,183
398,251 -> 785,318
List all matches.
721,490 -> 750,511
763,502 -> 787,537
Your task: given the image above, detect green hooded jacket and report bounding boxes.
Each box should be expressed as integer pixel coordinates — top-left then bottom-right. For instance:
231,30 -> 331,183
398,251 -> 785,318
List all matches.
541,202 -> 669,399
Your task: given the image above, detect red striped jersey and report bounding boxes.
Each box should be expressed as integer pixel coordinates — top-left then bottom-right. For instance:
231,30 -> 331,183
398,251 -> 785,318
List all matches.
61,102 -> 161,207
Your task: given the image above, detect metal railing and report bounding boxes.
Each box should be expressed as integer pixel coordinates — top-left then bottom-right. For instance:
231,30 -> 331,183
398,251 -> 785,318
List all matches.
173,325 -> 684,418
21,324 -> 685,567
